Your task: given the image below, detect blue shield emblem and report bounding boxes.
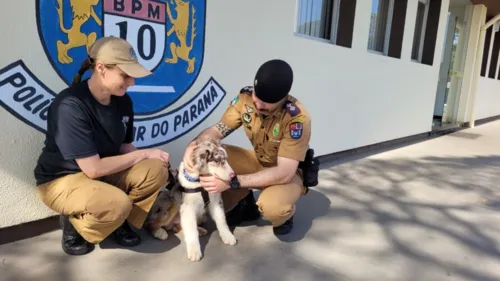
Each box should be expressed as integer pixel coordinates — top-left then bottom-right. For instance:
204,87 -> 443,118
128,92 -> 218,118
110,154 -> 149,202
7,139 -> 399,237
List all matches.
36,0 -> 205,115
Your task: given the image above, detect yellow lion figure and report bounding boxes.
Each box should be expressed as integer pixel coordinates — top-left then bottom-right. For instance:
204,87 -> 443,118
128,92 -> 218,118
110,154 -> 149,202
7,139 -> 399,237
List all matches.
165,0 -> 197,74
56,0 -> 102,64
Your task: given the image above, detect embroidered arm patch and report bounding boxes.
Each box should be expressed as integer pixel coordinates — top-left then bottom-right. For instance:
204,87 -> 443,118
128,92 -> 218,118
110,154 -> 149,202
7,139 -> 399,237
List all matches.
285,102 -> 301,117
230,96 -> 239,106
289,122 -> 303,139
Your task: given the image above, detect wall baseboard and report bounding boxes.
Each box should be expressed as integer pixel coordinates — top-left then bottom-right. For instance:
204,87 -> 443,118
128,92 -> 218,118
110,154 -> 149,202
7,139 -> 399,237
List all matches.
1,115 -> 499,245
317,115 -> 498,165
463,114 -> 500,127
0,215 -> 59,245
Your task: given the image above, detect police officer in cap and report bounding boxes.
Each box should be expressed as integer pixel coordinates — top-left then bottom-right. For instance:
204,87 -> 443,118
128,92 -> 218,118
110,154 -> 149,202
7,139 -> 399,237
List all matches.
182,59 -> 315,235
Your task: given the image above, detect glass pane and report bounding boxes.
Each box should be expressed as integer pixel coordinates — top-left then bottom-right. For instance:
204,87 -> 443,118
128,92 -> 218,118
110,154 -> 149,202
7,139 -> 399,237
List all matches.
296,0 -> 333,40
368,0 -> 391,52
411,2 -> 426,60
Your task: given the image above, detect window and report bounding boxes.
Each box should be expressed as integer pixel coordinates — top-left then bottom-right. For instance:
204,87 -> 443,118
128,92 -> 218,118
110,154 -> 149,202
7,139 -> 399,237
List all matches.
295,0 -> 357,48
296,0 -> 338,42
410,0 -> 443,66
367,0 -> 408,59
368,0 -> 395,54
480,22 -> 500,80
411,0 -> 430,62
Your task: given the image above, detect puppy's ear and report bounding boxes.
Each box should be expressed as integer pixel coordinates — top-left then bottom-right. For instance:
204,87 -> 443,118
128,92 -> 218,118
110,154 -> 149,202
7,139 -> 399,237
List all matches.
208,146 -> 227,166
193,146 -> 211,171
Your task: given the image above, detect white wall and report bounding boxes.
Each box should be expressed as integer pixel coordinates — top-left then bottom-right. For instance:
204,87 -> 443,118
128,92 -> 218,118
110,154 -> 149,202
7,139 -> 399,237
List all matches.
475,77 -> 500,120
0,0 -> 450,228
473,12 -> 500,121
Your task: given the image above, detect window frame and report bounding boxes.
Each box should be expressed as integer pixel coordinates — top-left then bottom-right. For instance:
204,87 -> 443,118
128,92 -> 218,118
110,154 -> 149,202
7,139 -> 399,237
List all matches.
367,0 -> 396,56
294,0 -> 342,45
330,0 -> 341,45
411,0 -> 431,63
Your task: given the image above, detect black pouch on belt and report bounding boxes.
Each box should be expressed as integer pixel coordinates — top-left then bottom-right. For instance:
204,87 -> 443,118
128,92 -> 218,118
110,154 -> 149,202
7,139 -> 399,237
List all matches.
299,148 -> 320,188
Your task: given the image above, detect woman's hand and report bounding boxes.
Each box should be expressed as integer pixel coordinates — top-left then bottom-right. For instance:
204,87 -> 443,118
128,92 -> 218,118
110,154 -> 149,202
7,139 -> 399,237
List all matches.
143,149 -> 170,164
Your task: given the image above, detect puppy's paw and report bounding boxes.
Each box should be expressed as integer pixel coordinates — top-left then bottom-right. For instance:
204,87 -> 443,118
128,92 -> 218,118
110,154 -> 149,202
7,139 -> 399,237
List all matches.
152,228 -> 169,240
220,231 -> 237,246
173,225 -> 182,233
186,242 -> 202,262
197,226 -> 208,236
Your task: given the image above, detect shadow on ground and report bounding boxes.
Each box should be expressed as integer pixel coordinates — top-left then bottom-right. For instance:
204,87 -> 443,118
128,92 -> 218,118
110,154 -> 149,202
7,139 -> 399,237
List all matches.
304,154 -> 500,281
2,154 -> 500,281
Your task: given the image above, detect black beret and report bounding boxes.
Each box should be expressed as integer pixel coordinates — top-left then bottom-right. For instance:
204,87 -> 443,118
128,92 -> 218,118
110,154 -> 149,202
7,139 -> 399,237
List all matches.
254,59 -> 293,103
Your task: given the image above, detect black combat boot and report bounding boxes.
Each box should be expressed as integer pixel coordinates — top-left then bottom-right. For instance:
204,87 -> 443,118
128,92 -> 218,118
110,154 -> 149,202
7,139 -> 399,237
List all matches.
112,221 -> 141,247
273,216 -> 294,236
226,191 -> 261,226
60,215 -> 95,255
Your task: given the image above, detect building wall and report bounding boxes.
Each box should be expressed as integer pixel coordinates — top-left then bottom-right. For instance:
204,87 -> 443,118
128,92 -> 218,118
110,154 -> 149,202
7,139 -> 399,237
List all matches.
475,77 -> 500,119
475,21 -> 500,120
0,0 -> 452,228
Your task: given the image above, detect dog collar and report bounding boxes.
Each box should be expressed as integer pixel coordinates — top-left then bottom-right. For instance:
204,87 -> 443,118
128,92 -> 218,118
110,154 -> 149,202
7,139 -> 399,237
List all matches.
183,168 -> 199,182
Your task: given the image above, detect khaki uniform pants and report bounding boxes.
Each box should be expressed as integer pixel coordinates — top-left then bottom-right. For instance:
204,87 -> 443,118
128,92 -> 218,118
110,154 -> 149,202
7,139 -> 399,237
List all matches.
221,145 -> 306,227
37,159 -> 169,244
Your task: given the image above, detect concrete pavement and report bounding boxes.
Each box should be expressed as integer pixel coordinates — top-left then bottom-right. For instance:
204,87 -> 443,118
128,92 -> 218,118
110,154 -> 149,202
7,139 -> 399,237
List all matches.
2,121 -> 500,281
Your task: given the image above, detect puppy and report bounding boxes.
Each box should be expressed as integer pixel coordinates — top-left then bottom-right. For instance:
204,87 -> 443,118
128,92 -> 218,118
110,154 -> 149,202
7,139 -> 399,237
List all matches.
144,168 -> 183,240
145,168 -> 211,240
178,139 -> 237,262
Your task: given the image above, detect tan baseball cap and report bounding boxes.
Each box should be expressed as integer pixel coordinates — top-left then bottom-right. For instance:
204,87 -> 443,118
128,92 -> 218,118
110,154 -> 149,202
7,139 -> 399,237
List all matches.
88,36 -> 152,78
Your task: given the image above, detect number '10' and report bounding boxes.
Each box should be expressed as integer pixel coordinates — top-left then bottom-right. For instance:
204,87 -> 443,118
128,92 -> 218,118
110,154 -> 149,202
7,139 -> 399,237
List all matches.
116,21 -> 156,60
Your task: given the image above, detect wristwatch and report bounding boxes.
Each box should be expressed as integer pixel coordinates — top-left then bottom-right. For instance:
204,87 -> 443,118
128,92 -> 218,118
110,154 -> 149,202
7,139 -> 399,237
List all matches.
229,175 -> 240,189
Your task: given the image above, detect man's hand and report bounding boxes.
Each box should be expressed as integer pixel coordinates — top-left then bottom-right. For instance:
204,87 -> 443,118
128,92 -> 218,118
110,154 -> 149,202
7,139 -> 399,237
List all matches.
182,141 -> 198,173
182,124 -> 227,173
200,175 -> 231,193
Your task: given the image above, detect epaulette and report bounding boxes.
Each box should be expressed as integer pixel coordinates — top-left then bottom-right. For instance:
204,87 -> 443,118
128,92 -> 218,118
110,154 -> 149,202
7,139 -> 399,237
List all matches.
239,86 -> 254,95
284,101 -> 301,117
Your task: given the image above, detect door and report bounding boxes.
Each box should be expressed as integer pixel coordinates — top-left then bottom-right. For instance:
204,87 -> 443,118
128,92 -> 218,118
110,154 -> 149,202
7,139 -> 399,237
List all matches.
442,20 -> 465,124
433,11 -> 466,127
433,13 -> 457,125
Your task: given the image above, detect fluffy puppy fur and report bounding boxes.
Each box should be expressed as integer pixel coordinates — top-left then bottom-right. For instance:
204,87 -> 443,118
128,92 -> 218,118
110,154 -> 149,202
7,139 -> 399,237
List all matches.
144,168 -> 183,240
145,169 -> 210,241
178,139 -> 237,262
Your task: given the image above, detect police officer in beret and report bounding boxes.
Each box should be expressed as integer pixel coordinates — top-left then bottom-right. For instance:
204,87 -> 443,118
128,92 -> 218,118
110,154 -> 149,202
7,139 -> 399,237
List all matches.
182,59 -> 316,235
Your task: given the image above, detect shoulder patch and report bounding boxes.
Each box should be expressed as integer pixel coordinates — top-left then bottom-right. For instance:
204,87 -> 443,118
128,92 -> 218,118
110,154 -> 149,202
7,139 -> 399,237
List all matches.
240,86 -> 254,95
289,122 -> 303,139
230,95 -> 239,106
285,102 -> 301,117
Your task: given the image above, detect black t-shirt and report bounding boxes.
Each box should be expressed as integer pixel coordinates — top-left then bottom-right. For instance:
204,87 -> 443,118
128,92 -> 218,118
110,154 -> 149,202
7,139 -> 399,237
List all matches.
34,80 -> 134,185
